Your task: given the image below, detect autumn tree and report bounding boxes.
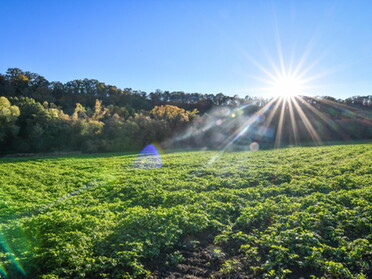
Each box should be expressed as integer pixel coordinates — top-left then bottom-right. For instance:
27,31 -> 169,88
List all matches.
0,96 -> 20,143
150,105 -> 198,129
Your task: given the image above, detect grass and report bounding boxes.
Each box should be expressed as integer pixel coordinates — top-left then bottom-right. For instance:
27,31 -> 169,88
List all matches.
0,143 -> 371,278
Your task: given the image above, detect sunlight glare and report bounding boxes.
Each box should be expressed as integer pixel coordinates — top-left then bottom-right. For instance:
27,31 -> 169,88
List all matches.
271,75 -> 305,97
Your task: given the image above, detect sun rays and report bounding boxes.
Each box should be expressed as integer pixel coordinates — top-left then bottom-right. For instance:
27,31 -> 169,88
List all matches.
166,40 -> 371,168
168,89 -> 369,168
244,42 -> 328,148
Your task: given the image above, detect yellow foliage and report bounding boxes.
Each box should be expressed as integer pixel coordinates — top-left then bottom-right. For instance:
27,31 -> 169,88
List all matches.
150,105 -> 198,122
17,74 -> 29,81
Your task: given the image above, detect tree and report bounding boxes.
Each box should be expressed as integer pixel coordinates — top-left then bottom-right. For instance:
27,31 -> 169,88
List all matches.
0,96 -> 20,142
92,99 -> 107,120
72,103 -> 87,120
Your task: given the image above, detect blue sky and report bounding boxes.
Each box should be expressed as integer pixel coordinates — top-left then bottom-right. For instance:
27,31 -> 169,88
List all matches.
1,0 -> 372,99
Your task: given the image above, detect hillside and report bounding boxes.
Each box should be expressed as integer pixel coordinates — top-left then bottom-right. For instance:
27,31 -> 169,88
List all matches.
1,68 -> 371,155
0,144 -> 371,278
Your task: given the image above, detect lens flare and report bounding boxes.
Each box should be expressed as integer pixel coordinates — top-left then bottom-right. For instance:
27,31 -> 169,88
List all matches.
0,230 -> 26,276
250,142 -> 259,151
133,143 -> 163,169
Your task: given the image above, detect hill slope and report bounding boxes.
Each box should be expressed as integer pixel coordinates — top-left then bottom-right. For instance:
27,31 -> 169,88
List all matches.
0,144 -> 371,278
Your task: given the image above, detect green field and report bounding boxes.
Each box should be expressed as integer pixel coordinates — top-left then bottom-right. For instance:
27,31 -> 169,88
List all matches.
0,144 -> 371,278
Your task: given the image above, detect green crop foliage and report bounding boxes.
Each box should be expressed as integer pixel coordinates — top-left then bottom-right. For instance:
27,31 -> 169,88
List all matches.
0,144 -> 371,278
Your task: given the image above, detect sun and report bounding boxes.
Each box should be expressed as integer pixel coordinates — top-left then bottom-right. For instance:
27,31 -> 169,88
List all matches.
271,74 -> 305,98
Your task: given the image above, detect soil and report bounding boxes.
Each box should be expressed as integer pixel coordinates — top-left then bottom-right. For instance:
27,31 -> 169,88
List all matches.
150,232 -> 253,279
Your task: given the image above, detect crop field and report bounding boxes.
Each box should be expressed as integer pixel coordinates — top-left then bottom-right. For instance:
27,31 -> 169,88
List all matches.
0,144 -> 371,278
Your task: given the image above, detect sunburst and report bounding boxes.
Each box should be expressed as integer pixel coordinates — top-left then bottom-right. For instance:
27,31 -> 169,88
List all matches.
246,50 -> 325,147
174,45 -> 369,167
270,74 -> 306,98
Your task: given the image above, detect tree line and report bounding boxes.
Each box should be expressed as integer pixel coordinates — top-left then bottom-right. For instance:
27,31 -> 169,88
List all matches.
0,68 -> 371,155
